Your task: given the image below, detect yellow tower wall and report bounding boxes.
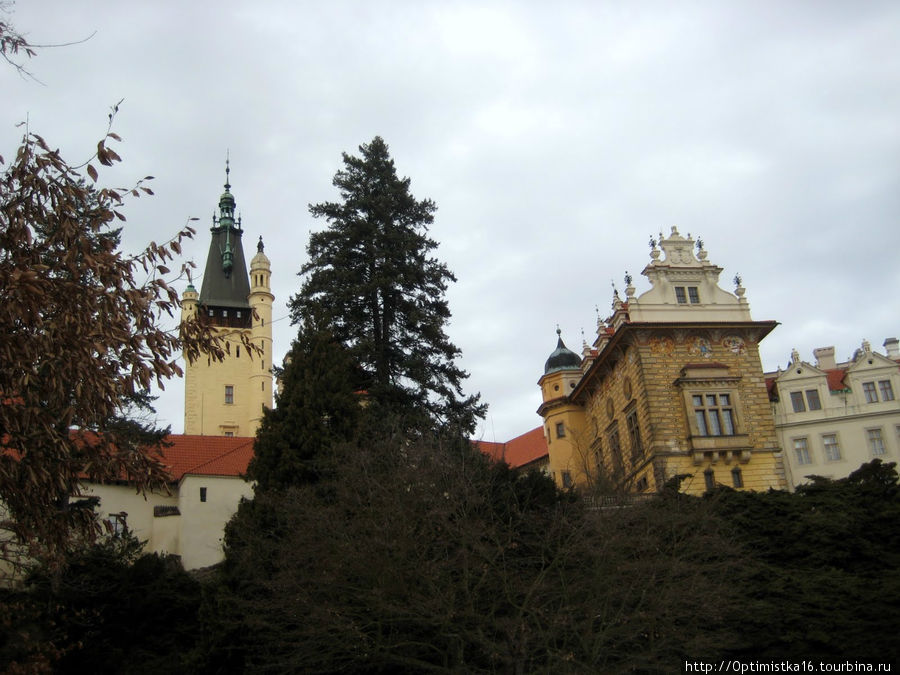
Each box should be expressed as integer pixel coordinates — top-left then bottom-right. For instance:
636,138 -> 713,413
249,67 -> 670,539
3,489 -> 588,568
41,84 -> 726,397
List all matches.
247,253 -> 274,430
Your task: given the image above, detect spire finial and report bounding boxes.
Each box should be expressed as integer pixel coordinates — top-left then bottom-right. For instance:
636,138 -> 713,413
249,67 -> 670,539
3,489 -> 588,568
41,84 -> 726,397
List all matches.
224,150 -> 231,190
257,235 -> 264,253
556,324 -> 561,337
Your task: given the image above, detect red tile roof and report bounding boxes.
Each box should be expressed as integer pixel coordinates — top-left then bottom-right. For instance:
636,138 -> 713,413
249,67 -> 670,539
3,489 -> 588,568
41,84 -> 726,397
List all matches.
825,368 -> 849,391
476,427 -> 548,469
154,435 -> 255,481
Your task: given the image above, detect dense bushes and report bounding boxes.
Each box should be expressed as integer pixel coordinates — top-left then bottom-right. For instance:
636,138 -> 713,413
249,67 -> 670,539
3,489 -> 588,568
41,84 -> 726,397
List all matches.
3,459 -> 898,673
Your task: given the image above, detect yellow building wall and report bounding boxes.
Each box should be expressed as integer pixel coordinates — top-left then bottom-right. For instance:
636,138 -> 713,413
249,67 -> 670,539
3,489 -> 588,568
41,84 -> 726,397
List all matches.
568,326 -> 786,494
184,330 -> 257,437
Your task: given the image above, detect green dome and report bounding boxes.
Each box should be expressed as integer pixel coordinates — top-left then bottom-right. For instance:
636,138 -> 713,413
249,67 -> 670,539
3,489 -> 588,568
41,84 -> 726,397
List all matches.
544,331 -> 581,374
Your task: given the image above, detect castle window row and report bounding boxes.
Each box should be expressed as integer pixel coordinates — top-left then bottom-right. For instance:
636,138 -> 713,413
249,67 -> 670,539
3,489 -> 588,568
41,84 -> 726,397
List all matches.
862,380 -> 895,404
703,466 -> 744,491
792,427 -> 895,466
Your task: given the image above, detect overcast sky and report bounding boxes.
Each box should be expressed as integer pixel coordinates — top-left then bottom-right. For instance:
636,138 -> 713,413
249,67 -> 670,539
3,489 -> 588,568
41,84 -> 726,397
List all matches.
4,1 -> 899,442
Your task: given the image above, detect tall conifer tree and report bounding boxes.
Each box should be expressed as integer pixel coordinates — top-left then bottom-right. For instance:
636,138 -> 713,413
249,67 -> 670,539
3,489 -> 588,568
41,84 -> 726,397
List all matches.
291,137 -> 484,434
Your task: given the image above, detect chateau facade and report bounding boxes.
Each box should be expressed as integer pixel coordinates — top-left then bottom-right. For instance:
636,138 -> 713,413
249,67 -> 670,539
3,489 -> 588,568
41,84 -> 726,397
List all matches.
538,228 -> 787,495
767,338 -> 900,487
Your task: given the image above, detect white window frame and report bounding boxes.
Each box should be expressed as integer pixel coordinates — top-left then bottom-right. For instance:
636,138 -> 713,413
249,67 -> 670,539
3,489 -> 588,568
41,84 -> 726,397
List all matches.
805,389 -> 822,411
862,381 -> 878,403
692,393 -> 736,436
793,437 -> 812,465
867,428 -> 886,456
822,434 -> 841,461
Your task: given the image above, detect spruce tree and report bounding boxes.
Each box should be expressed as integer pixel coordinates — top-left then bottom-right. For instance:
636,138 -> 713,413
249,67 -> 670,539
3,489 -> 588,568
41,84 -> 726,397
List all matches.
291,137 -> 485,434
247,325 -> 364,491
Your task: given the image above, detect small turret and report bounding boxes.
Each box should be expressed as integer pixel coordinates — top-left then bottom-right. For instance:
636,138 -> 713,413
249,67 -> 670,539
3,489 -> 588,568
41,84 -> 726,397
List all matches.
537,328 -> 588,489
544,328 -> 582,375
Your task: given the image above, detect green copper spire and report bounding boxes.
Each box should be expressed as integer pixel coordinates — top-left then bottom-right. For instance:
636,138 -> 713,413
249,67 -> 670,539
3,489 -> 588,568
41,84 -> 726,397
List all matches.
218,154 -> 236,227
199,155 -> 251,308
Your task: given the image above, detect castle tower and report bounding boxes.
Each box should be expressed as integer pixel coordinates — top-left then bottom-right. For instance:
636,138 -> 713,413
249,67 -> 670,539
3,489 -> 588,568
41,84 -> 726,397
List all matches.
538,329 -> 588,489
181,161 -> 273,436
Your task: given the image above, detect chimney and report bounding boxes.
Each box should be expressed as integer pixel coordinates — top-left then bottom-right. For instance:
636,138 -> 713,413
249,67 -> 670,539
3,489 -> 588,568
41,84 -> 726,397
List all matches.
884,337 -> 899,359
813,346 -> 836,370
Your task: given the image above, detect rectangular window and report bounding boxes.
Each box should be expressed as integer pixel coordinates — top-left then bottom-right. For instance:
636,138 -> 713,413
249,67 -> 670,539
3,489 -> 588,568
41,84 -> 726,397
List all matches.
693,393 -> 736,436
793,437 -> 811,465
224,431 -> 234,437
606,423 -> 624,477
208,309 -> 214,316
236,310 -> 242,318
626,410 -> 643,462
805,389 -> 821,411
675,287 -> 687,304
704,469 -> 716,491
109,513 -> 127,536
822,434 -> 841,461
879,380 -> 895,401
688,287 -> 700,304
561,471 -> 573,488
225,385 -> 234,405
790,391 -> 806,413
731,467 -> 743,488
555,422 -> 566,439
863,382 -> 878,403
199,487 -> 207,503
867,428 -> 886,456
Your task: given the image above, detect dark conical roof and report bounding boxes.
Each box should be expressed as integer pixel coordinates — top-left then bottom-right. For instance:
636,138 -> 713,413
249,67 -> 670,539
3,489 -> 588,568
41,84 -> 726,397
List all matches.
198,161 -> 250,309
198,225 -> 251,308
544,330 -> 582,374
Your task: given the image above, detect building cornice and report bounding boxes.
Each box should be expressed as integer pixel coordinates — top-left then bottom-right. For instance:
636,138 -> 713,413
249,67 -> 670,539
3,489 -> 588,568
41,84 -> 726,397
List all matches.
571,320 -> 778,404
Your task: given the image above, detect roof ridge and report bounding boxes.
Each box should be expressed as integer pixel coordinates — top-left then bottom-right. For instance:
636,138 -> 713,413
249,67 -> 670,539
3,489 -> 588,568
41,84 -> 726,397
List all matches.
181,436 -> 255,477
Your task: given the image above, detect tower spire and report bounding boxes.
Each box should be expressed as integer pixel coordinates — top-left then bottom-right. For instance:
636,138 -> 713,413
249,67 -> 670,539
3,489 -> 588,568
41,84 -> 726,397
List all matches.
224,150 -> 231,191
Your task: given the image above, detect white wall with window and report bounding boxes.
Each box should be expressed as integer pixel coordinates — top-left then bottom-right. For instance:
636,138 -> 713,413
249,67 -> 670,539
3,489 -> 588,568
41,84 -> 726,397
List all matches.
769,338 -> 900,488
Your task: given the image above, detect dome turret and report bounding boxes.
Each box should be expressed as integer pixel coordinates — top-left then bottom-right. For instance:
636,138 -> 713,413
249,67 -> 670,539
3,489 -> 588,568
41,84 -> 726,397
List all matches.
544,329 -> 582,374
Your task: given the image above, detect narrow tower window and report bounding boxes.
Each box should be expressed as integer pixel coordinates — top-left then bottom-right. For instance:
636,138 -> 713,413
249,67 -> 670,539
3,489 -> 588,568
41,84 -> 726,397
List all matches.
225,385 -> 234,404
